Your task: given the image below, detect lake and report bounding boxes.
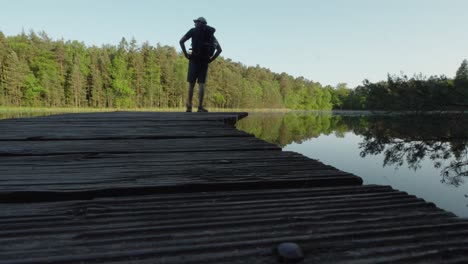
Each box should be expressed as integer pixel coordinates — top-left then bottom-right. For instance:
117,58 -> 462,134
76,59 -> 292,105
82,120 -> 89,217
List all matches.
236,111 -> 468,218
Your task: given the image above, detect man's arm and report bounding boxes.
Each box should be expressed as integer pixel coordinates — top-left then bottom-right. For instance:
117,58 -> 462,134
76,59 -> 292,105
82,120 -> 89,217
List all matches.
209,37 -> 222,63
179,34 -> 191,60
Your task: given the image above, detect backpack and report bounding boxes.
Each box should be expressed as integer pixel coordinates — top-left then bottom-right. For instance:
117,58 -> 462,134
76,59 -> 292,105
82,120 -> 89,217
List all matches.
191,25 -> 216,60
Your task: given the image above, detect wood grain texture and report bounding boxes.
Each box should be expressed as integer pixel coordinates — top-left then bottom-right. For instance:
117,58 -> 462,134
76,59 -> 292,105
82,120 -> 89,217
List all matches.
1,186 -> 467,264
0,112 -> 361,200
1,111 -> 467,263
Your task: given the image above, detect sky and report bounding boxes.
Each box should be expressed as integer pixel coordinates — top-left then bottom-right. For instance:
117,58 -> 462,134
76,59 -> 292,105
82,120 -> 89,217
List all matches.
1,0 -> 467,88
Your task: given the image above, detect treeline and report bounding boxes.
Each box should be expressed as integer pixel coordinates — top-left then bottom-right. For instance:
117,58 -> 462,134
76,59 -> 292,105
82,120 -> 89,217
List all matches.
331,60 -> 468,111
0,31 -> 333,109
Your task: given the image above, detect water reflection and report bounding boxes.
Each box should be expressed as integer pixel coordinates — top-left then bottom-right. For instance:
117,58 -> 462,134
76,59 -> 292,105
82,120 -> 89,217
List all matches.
358,115 -> 468,187
236,112 -> 468,188
237,112 -> 348,147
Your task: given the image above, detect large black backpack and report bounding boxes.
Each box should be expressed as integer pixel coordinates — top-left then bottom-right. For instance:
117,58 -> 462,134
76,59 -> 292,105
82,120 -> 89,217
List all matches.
191,25 -> 216,60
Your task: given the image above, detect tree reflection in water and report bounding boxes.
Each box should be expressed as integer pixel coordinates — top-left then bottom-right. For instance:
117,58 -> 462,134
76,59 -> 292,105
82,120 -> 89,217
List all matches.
358,114 -> 468,187
237,112 -> 468,187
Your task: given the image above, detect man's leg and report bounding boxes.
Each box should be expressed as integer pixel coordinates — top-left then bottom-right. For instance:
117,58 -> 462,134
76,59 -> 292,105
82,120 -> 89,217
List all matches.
186,82 -> 195,112
198,83 -> 205,108
198,83 -> 208,112
197,62 -> 209,112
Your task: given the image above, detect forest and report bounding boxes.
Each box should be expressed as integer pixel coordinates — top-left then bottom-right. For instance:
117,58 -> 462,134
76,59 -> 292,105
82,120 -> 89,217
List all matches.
0,30 -> 467,110
0,31 -> 332,109
333,63 -> 468,111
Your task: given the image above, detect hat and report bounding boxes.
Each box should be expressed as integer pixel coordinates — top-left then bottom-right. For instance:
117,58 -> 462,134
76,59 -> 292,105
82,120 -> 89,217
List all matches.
193,17 -> 207,24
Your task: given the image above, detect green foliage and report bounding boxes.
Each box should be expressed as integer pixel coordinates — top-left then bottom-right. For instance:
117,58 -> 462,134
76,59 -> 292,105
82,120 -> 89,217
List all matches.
1,50 -> 27,106
454,59 -> 468,103
455,59 -> 468,80
332,67 -> 466,111
0,30 -> 335,109
21,73 -> 45,106
329,83 -> 350,110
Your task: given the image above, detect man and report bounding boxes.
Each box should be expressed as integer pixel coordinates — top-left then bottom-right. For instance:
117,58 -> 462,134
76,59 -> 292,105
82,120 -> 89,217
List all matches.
179,17 -> 222,112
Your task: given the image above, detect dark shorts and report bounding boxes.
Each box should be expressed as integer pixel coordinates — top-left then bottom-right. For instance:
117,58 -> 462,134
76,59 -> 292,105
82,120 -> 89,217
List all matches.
187,60 -> 209,83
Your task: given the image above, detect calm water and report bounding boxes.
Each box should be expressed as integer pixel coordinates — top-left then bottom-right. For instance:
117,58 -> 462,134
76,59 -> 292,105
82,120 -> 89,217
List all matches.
236,111 -> 468,218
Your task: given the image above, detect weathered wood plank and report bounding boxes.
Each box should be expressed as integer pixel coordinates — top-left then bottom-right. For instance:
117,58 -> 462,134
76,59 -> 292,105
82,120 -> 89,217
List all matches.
2,111 -> 248,122
0,123 -> 252,140
0,137 -> 281,156
0,112 -> 363,201
2,112 -> 466,263
0,148 -> 363,202
0,150 -> 310,165
0,112 -> 249,140
1,186 -> 467,264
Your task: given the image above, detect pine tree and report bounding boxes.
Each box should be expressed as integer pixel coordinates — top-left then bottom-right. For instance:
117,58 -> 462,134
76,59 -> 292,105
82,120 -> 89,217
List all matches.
454,59 -> 468,104
22,73 -> 44,106
455,59 -> 468,81
111,50 -> 134,108
141,42 -> 162,107
0,31 -> 6,105
1,50 -> 27,106
128,38 -> 145,107
70,58 -> 86,107
155,44 -> 178,107
88,47 -> 104,107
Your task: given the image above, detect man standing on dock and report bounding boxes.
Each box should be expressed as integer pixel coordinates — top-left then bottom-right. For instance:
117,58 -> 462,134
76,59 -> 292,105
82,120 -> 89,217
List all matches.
179,17 -> 222,112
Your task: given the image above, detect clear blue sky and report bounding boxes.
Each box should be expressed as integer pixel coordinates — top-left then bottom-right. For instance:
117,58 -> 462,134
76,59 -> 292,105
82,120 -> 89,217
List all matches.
1,0 -> 467,87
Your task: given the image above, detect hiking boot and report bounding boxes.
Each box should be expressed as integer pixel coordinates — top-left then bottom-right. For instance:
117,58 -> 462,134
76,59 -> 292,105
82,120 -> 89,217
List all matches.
186,104 -> 192,112
197,107 -> 208,113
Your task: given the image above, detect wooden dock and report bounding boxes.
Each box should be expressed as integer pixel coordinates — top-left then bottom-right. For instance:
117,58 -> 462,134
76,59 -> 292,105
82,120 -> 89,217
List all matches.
1,112 -> 468,263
